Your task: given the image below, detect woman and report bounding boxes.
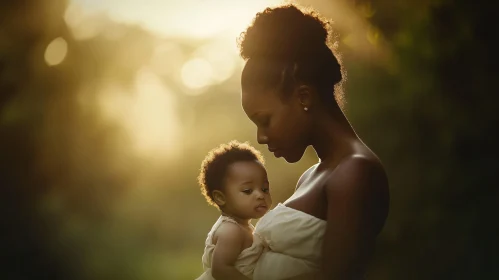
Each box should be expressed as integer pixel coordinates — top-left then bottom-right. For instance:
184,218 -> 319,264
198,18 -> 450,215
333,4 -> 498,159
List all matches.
238,4 -> 389,280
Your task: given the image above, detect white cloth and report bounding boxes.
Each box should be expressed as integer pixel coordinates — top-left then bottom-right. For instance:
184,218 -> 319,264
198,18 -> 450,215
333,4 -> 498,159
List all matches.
252,203 -> 327,280
196,216 -> 265,280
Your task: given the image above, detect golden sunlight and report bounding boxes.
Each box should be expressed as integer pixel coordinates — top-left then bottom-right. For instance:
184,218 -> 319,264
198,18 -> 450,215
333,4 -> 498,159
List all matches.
65,3 -> 106,40
70,0 -> 284,39
44,37 -> 68,66
193,39 -> 238,83
150,43 -> 185,77
67,0 -> 387,161
181,58 -> 214,90
132,69 -> 182,158
98,69 -> 181,159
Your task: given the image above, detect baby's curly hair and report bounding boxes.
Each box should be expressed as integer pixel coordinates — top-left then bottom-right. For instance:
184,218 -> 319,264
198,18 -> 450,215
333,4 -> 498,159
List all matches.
198,140 -> 265,208
238,4 -> 346,109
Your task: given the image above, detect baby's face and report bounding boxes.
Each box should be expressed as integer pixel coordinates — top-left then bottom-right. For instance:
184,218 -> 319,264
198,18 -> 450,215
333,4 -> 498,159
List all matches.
222,160 -> 272,219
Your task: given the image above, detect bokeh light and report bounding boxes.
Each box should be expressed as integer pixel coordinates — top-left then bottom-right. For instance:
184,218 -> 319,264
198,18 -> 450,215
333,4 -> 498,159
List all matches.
98,69 -> 181,159
64,2 -> 106,40
181,58 -> 214,90
194,39 -> 238,83
44,37 -> 68,66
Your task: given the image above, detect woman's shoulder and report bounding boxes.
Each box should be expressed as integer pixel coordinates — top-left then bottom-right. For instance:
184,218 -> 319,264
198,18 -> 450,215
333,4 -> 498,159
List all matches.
324,153 -> 389,233
344,151 -> 383,169
329,154 -> 387,191
295,163 -> 320,190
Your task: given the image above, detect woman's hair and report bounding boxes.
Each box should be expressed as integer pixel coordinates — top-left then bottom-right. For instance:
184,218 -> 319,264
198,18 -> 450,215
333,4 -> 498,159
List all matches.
198,140 -> 265,208
238,4 -> 345,109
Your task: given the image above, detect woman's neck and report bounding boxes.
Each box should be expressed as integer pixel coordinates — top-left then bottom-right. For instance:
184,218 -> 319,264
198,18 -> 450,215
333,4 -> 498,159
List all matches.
310,109 -> 358,167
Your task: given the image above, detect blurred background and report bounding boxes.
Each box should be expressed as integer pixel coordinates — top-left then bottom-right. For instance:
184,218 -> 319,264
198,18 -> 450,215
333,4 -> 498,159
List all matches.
1,0 -> 497,279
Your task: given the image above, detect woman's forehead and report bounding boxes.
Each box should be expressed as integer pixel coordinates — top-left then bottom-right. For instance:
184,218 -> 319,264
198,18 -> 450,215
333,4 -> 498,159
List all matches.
241,89 -> 279,110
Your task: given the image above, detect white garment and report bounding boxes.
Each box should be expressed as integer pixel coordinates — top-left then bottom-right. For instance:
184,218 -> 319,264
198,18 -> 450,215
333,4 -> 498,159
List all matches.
196,216 -> 265,280
252,203 -> 327,280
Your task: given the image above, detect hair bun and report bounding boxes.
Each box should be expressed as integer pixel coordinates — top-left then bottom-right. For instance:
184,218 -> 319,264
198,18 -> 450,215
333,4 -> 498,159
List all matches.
238,4 -> 331,60
239,4 -> 345,110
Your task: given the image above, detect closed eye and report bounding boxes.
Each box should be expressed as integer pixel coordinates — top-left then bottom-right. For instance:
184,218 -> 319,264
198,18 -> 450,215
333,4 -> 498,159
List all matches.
260,117 -> 270,127
252,114 -> 270,128
242,189 -> 252,194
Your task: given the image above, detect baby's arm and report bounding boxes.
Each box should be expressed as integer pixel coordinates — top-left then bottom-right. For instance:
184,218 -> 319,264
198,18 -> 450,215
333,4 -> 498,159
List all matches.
211,223 -> 251,280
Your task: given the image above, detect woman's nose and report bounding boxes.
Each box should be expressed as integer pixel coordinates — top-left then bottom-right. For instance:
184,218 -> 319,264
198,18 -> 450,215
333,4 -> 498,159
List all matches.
257,129 -> 268,144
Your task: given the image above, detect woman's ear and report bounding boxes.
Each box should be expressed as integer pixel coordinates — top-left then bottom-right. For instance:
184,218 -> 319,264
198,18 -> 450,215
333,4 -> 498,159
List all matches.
296,85 -> 314,110
212,190 -> 226,207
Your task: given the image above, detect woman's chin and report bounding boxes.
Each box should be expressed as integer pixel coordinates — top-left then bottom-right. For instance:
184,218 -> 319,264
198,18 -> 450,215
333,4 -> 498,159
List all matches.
281,151 -> 304,163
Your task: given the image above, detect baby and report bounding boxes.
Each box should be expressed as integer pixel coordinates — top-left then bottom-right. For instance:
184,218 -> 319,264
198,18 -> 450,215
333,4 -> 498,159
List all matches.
196,141 -> 272,280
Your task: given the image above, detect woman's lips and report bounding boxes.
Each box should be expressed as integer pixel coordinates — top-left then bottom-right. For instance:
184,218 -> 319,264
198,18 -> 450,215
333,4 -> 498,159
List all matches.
268,147 -> 283,157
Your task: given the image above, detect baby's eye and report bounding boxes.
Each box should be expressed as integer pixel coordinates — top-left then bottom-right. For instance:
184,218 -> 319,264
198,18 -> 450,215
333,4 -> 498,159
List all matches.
262,187 -> 270,193
242,189 -> 252,194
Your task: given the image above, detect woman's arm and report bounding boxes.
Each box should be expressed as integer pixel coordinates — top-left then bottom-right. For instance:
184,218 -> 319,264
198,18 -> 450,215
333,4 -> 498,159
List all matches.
211,223 -> 251,280
319,156 -> 389,280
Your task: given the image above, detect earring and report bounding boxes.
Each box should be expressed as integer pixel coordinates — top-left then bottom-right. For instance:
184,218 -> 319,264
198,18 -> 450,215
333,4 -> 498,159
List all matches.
304,107 -> 308,111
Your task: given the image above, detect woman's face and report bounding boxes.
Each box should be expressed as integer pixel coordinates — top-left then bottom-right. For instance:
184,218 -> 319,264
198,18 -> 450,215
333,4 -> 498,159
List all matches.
242,88 -> 311,163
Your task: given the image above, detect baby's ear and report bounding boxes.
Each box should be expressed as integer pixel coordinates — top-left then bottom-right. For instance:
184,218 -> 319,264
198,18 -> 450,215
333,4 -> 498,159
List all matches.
212,190 -> 226,206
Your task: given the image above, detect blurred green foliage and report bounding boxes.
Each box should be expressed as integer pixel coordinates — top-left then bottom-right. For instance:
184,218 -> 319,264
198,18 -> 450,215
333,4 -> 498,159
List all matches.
1,0 -> 497,279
